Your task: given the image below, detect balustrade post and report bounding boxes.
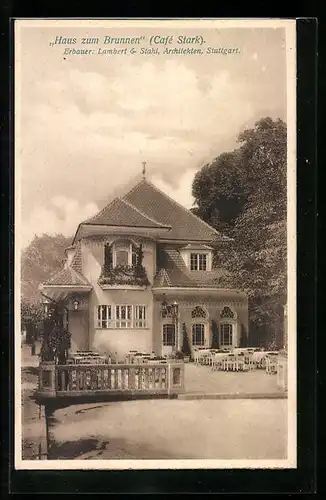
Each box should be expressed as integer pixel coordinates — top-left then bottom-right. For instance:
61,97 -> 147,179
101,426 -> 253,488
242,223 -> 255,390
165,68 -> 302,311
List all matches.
38,361 -> 56,398
168,362 -> 185,396
277,355 -> 288,391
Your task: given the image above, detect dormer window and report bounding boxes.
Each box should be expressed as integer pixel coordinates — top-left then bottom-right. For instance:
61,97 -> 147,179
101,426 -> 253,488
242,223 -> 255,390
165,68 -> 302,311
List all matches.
190,253 -> 207,271
99,239 -> 148,287
115,243 -> 129,266
103,239 -> 142,269
179,244 -> 213,272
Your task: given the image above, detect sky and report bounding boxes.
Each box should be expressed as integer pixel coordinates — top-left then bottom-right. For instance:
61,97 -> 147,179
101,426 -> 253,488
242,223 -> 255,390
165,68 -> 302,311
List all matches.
16,21 -> 287,248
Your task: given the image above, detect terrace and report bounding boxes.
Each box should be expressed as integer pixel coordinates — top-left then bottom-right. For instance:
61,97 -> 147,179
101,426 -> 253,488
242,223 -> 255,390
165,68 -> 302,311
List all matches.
35,347 -> 287,403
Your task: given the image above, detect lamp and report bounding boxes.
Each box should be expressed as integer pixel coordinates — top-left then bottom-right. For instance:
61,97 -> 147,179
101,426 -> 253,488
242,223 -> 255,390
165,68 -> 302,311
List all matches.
172,300 -> 179,318
72,298 -> 80,311
43,298 -> 50,317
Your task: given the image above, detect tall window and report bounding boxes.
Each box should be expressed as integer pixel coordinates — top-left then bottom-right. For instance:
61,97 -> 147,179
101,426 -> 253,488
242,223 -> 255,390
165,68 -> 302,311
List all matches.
162,324 -> 175,346
115,243 -> 129,266
110,239 -> 141,268
116,305 -> 132,328
190,253 -> 207,271
191,306 -> 207,346
96,305 -> 112,329
134,305 -> 146,328
220,323 -> 233,347
192,324 -> 205,346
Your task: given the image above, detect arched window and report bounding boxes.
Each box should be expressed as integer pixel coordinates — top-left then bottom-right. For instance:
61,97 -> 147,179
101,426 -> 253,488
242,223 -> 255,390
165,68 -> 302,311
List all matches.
220,306 -> 235,319
109,239 -> 141,268
220,306 -> 236,348
191,306 -> 208,347
220,324 -> 233,347
191,306 -> 208,320
192,323 -> 205,346
115,242 -> 129,266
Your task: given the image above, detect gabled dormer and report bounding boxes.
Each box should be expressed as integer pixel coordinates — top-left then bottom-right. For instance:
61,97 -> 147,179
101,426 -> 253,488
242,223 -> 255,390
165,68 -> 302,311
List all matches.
179,243 -> 213,272
98,237 -> 150,288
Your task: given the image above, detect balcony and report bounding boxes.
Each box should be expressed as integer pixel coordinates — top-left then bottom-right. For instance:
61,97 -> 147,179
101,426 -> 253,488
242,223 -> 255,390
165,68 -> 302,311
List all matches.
98,264 -> 150,288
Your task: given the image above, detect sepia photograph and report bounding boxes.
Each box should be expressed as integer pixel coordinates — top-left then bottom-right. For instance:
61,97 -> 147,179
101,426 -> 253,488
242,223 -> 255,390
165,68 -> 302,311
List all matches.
14,18 -> 296,469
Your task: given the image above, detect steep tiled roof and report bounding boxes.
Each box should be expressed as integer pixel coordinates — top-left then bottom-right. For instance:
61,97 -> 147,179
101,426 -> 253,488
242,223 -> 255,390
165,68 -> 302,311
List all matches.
70,242 -> 83,273
81,196 -> 171,229
124,180 -> 225,242
154,268 -> 172,287
153,248 -> 229,288
43,267 -> 91,287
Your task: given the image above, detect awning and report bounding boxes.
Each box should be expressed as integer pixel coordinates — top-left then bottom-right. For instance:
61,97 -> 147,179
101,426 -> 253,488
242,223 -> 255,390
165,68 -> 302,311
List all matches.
39,284 -> 92,303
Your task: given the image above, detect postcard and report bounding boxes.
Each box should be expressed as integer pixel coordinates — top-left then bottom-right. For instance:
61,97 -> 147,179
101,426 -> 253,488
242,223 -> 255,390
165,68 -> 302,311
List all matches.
14,18 -> 296,470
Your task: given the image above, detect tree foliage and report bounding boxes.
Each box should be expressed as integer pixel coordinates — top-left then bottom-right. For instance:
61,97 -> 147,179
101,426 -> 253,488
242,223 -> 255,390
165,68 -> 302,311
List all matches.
192,117 -> 287,347
21,234 -> 72,304
192,150 -> 249,236
21,300 -> 45,339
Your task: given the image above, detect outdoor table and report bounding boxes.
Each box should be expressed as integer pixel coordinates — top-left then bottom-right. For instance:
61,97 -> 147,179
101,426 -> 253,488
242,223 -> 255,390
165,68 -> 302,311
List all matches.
234,347 -> 257,352
252,351 -> 266,363
67,352 -> 109,365
194,349 -> 211,365
211,352 -> 228,371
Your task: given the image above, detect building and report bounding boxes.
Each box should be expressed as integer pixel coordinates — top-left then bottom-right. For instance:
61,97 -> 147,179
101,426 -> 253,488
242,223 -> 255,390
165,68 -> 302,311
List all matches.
40,174 -> 248,360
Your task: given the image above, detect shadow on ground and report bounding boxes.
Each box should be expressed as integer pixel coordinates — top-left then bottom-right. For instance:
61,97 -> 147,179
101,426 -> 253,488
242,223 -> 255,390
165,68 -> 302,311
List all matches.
49,437 -> 176,460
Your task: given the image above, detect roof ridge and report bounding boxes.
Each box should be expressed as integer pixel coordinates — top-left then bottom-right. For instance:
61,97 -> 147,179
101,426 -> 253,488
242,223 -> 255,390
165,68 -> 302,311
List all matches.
139,179 -> 223,238
82,197 -> 121,225
43,265 -> 91,286
124,178 -> 147,198
71,241 -> 82,272
120,198 -> 171,228
43,267 -> 69,285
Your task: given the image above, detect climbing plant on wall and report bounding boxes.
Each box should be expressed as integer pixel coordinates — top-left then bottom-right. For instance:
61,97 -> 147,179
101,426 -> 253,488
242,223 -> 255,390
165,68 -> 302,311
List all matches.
40,302 -> 71,364
181,323 -> 191,358
211,319 -> 219,349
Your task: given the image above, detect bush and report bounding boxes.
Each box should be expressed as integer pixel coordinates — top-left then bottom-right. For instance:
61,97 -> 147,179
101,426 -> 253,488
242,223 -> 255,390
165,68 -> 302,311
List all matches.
181,323 -> 191,357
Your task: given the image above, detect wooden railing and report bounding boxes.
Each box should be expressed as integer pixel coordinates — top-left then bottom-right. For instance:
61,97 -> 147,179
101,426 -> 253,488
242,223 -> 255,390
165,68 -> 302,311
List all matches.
38,361 -> 185,399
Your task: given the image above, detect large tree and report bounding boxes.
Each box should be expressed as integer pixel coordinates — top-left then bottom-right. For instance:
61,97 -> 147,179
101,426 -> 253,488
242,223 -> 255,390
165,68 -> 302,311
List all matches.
21,233 -> 72,304
192,150 -> 248,236
192,117 -> 287,347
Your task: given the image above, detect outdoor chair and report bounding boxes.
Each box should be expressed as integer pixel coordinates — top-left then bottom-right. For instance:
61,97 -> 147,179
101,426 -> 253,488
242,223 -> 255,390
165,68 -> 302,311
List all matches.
194,351 -> 201,365
207,351 -> 217,366
223,354 -> 237,371
235,354 -> 249,371
244,352 -> 254,370
266,354 -> 278,374
194,350 -> 209,365
211,354 -> 226,371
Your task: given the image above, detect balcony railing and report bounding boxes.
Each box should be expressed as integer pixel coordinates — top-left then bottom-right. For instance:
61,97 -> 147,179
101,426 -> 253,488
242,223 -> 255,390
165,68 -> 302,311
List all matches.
98,264 -> 150,287
37,361 -> 185,399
